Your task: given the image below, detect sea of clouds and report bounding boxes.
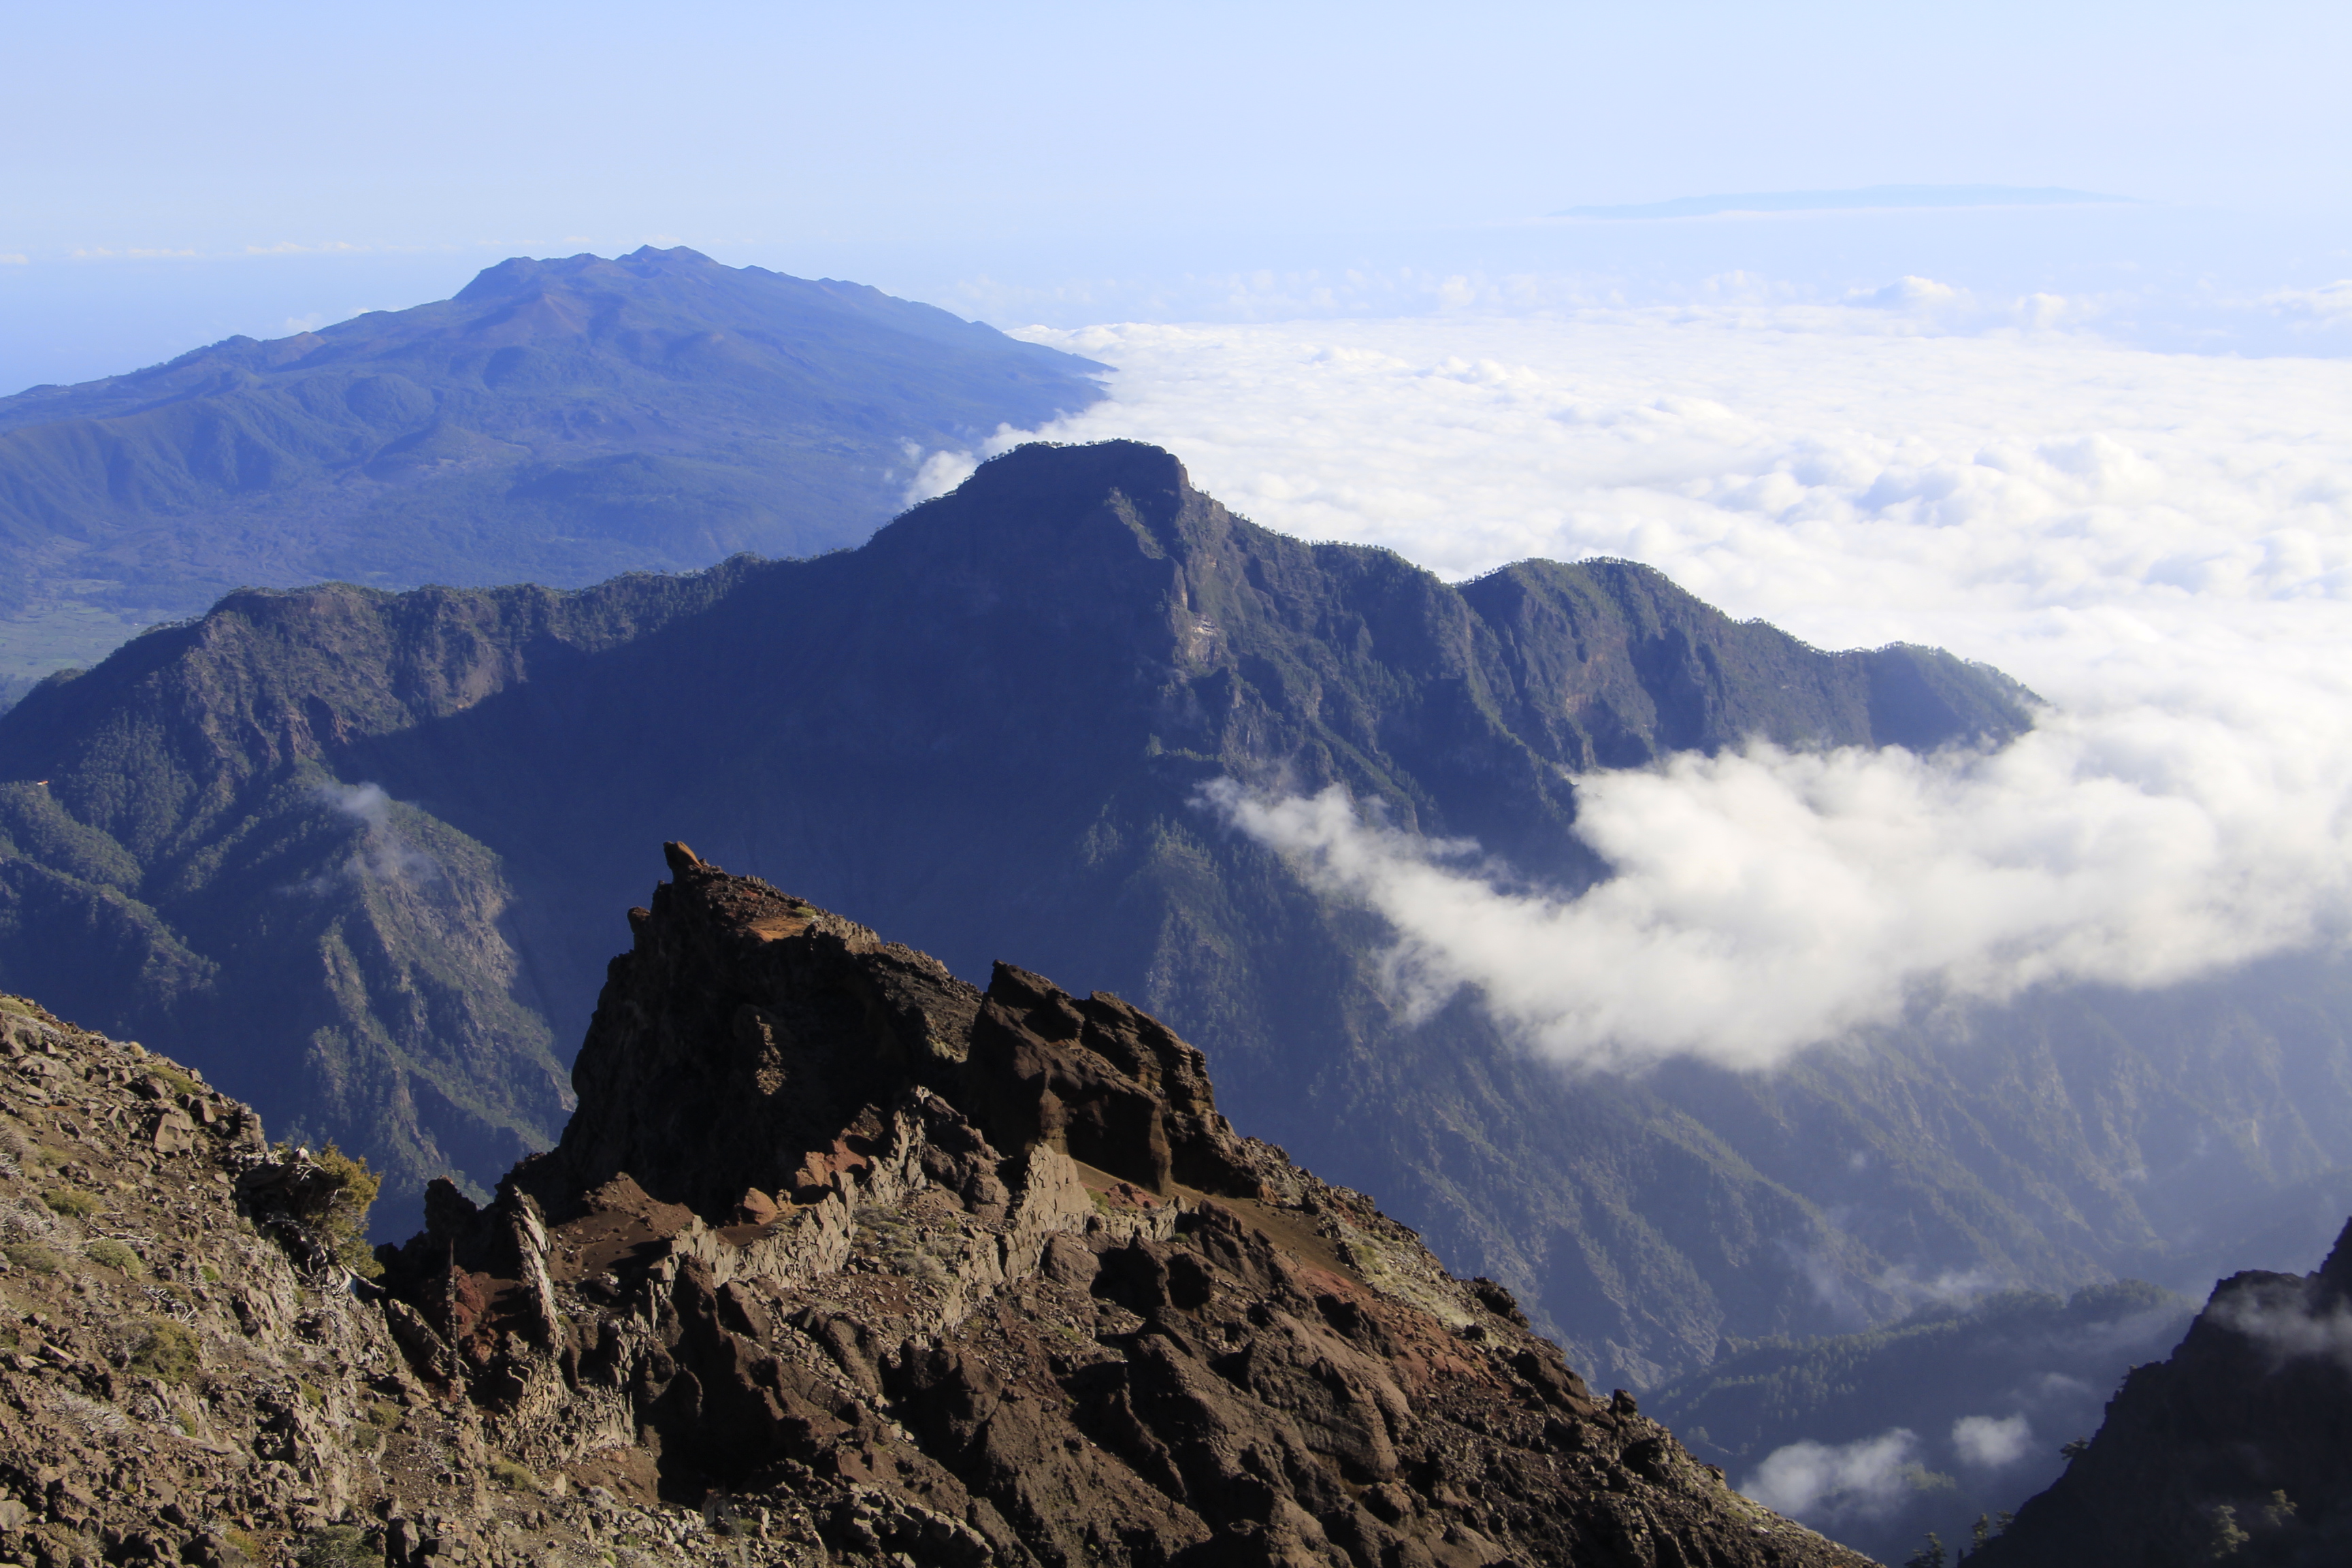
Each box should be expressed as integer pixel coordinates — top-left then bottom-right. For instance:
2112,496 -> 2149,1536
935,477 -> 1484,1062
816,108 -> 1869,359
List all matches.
904,293 -> 2352,1072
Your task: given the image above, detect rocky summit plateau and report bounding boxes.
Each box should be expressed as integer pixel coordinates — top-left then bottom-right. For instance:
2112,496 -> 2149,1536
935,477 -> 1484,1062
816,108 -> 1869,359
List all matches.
0,845 -> 1869,1568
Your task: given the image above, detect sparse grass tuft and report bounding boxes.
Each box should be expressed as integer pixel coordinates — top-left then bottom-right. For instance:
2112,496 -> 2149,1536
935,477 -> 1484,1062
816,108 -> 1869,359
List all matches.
149,1064 -> 199,1099
42,1188 -> 100,1220
84,1238 -> 142,1275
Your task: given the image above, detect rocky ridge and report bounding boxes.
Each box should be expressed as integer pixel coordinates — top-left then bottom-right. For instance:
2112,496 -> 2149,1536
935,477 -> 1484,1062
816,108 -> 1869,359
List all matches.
1975,1217 -> 2352,1567
361,843 -> 1874,1566
0,843 -> 1878,1567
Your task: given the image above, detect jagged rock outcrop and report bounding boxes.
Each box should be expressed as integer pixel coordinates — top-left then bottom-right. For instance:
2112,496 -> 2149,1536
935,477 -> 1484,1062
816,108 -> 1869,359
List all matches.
1976,1218 -> 2352,1567
0,851 -> 1876,1566
366,844 -> 1872,1567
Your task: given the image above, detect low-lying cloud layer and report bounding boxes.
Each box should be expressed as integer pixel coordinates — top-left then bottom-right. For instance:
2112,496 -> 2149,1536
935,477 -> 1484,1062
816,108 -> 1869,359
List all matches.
1743,1429 -> 1924,1520
940,309 -> 2352,1070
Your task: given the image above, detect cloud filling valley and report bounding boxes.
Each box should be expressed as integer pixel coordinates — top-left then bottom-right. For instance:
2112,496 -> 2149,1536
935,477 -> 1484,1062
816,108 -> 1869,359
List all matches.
913,303 -> 2352,1071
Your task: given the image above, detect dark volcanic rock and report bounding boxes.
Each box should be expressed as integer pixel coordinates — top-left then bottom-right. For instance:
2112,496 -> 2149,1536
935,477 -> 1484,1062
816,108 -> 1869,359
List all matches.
1977,1219 -> 2352,1567
370,847 -> 1873,1567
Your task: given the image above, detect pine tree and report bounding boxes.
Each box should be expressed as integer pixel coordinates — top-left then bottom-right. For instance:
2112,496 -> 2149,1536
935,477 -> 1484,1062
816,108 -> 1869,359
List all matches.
1904,1533 -> 1948,1568
2210,1504 -> 2249,1560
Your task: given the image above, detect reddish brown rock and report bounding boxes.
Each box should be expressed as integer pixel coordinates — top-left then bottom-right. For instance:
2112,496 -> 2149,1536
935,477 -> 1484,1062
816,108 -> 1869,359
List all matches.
361,846 -> 1875,1567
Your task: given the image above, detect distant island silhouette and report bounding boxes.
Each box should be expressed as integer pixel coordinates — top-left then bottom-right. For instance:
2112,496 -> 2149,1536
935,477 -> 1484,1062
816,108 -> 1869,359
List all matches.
1554,184 -> 2132,219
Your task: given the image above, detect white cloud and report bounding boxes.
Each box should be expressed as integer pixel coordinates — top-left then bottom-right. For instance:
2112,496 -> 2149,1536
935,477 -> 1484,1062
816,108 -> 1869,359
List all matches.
308,781 -> 440,887
974,313 -> 2352,1068
0,254 -> 26,266
1951,1413 -> 2034,1468
900,424 -> 1031,508
902,445 -> 981,508
1742,1428 -> 1923,1519
2210,1279 -> 2352,1368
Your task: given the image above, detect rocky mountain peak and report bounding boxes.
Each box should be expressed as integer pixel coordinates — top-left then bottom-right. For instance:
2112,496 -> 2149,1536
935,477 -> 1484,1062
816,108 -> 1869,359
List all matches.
357,847 -> 1871,1565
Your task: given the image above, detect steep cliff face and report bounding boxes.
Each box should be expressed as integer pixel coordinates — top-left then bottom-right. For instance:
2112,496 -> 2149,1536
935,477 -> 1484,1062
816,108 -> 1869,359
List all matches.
372,845 -> 1873,1567
1976,1220 -> 2352,1567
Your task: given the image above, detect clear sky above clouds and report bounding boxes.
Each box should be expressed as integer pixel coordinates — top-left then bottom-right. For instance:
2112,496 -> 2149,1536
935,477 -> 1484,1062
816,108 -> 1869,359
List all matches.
6,0 -> 2351,388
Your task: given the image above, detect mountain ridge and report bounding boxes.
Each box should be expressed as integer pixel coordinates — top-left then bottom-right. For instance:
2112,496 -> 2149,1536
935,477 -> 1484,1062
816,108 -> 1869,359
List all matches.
0,438 -> 2081,1389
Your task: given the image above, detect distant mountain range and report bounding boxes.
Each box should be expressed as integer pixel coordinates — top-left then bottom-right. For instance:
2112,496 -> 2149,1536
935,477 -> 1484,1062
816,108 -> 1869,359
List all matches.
21,436 -> 2285,1396
1554,185 -> 2130,220
0,246 -> 1105,687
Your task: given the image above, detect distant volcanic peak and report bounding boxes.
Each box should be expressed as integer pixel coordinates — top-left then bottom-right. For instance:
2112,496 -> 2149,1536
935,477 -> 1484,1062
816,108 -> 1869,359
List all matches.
452,246 -> 721,302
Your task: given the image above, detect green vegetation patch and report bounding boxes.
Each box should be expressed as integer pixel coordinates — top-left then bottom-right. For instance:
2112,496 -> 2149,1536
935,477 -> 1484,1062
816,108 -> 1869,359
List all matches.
488,1456 -> 541,1491
293,1526 -> 374,1568
41,1188 -> 99,1219
5,1241 -> 62,1275
82,1238 -> 141,1275
129,1319 -> 199,1384
274,1142 -> 385,1279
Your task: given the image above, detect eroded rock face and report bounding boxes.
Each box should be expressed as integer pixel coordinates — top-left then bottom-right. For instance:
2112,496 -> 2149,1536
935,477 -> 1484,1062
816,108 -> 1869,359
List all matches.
371,845 -> 1874,1567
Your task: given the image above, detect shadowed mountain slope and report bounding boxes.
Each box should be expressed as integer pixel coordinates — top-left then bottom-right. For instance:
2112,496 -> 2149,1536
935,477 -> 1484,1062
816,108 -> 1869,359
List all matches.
1974,1218 -> 2352,1567
0,246 -> 1103,680
16,439 -> 2316,1392
1650,1281 -> 2195,1563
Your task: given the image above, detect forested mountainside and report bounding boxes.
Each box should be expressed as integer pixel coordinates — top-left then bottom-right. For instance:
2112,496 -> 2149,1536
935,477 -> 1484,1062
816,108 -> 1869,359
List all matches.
0,246 -> 1103,683
0,863 -> 1870,1568
14,437 -> 2338,1394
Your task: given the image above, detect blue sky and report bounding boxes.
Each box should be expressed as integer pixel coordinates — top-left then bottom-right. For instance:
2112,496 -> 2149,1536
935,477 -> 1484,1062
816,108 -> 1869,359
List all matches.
5,0 -> 2350,387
